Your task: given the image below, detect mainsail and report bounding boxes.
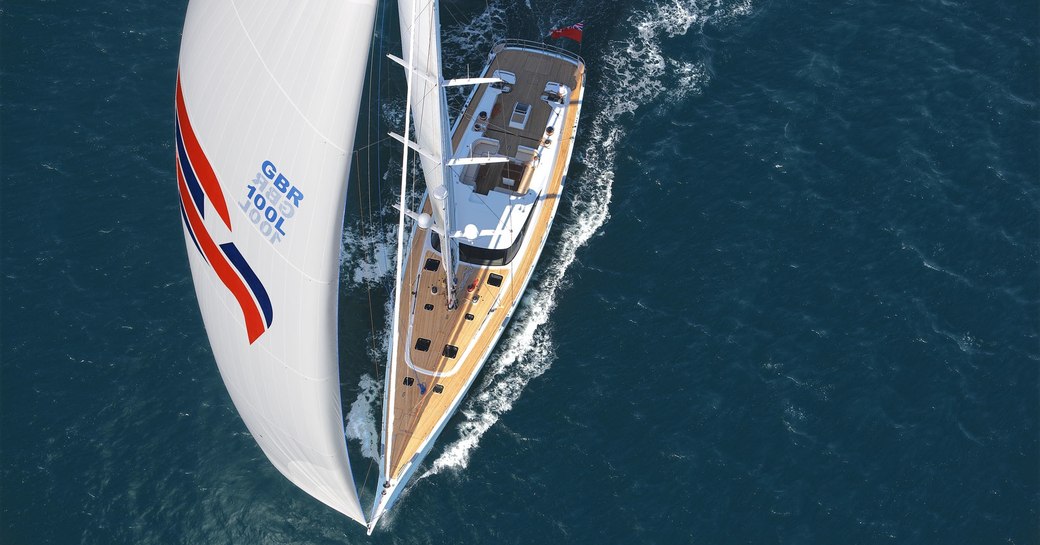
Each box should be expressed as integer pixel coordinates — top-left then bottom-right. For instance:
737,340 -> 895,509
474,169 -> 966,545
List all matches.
395,0 -> 458,306
176,0 -> 376,525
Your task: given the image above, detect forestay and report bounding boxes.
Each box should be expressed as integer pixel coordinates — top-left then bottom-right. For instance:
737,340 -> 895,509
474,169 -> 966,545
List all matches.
176,0 -> 376,525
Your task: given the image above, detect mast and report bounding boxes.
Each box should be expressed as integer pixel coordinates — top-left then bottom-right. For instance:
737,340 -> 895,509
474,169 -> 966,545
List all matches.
372,0 -> 453,531
395,0 -> 458,308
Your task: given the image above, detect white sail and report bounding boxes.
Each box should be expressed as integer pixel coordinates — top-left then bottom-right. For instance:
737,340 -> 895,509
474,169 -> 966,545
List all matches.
396,0 -> 457,303
176,0 -> 376,525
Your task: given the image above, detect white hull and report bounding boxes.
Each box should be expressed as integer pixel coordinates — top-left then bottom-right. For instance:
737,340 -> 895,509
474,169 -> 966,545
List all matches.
371,41 -> 586,531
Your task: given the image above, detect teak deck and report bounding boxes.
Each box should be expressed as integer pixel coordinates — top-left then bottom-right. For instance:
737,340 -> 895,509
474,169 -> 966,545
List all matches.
386,46 -> 584,480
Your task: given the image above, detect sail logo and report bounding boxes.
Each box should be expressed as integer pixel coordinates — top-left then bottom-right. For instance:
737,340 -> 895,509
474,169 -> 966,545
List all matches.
175,76 -> 274,344
237,160 -> 304,245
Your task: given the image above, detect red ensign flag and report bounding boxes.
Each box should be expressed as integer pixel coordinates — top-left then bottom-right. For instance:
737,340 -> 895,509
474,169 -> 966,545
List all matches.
549,22 -> 584,43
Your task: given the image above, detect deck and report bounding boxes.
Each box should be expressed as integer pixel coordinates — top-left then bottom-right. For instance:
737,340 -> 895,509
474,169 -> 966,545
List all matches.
385,44 -> 585,481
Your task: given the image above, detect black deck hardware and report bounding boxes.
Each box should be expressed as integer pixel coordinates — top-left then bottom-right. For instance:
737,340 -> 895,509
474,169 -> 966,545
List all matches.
465,313 -> 475,321
442,344 -> 459,358
424,258 -> 440,271
424,303 -> 434,311
433,384 -> 445,394
415,338 -> 431,351
403,377 -> 415,386
487,273 -> 504,287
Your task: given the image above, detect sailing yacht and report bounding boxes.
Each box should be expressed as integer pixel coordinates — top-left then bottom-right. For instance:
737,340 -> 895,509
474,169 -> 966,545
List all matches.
175,0 -> 583,532
372,0 -> 585,531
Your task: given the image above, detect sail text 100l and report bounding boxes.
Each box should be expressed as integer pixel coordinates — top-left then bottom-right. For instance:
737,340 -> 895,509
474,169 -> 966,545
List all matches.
239,160 -> 305,245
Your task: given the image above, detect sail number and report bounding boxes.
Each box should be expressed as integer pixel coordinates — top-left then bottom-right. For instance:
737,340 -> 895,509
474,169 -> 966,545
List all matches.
238,160 -> 305,245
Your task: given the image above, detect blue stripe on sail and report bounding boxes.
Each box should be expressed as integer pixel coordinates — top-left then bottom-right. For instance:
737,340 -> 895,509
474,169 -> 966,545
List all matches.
219,242 -> 274,328
180,202 -> 205,261
175,120 -> 206,218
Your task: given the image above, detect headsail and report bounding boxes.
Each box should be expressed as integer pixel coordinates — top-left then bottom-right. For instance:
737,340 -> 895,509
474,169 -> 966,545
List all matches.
176,0 -> 376,525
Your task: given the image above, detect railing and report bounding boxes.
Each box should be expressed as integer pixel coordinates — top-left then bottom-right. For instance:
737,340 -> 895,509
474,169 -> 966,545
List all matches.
492,39 -> 584,66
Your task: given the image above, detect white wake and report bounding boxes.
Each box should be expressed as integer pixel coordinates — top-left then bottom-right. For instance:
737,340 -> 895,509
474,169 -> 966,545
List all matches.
344,373 -> 382,461
421,0 -> 754,477
344,0 -> 756,482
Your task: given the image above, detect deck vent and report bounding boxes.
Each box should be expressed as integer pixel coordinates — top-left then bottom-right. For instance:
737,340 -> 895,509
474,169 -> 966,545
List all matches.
433,384 -> 445,394
415,338 -> 431,351
424,258 -> 440,271
487,273 -> 504,287
403,377 -> 415,386
424,303 -> 434,311
465,313 -> 475,321
442,344 -> 459,358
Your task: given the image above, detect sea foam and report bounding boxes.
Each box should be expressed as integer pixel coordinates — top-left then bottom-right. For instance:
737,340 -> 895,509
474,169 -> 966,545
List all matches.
422,0 -> 754,477
346,0 -> 756,482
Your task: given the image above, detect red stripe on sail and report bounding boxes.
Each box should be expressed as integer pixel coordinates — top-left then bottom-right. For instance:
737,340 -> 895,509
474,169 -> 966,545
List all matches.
175,73 -> 233,232
177,160 -> 266,343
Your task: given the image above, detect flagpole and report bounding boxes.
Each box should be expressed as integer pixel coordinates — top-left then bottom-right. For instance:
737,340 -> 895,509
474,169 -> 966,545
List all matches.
579,22 -> 584,57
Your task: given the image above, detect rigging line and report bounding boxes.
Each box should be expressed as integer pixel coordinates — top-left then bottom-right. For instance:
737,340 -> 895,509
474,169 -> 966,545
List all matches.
376,0 -> 391,296
483,122 -> 543,144
359,456 -> 376,504
437,0 -> 471,118
440,0 -> 466,29
352,147 -> 380,498
361,13 -> 375,310
354,135 -> 394,153
366,18 -> 376,274
355,151 -> 379,357
358,8 -> 378,315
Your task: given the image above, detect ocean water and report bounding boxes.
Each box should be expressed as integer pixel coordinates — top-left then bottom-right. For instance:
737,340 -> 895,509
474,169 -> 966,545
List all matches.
2,0 -> 1037,543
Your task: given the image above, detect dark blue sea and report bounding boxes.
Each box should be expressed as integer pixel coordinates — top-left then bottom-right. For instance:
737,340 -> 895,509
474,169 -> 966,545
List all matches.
3,0 -> 1037,543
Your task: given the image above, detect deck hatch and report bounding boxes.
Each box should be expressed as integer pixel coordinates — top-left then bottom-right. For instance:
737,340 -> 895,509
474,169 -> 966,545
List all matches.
442,344 -> 459,358
433,384 -> 444,394
415,338 -> 431,351
509,102 -> 531,129
403,377 -> 415,386
424,258 -> 440,271
487,273 -> 504,287
424,303 -> 434,311
465,313 -> 475,321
